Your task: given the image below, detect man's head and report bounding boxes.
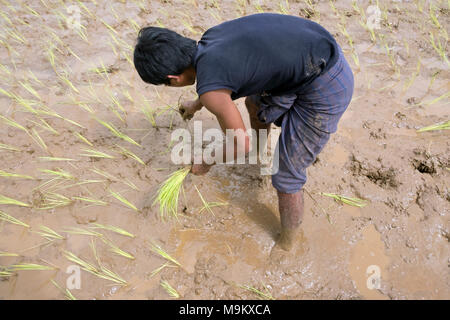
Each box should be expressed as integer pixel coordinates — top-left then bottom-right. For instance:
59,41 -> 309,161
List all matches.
133,27 -> 197,87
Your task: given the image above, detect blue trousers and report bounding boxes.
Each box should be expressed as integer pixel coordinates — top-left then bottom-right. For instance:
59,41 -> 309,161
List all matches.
250,49 -> 354,193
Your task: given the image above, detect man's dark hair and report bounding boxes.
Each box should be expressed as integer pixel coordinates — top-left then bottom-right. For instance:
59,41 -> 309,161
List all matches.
133,27 -> 197,85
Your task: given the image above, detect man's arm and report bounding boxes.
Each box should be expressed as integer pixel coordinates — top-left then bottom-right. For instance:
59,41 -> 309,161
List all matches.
191,89 -> 250,174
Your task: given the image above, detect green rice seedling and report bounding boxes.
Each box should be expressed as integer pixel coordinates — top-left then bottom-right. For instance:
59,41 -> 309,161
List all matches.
67,47 -> 84,63
239,283 -> 275,300
141,102 -> 157,127
423,91 -> 450,106
429,3 -> 441,29
403,59 -> 421,92
0,87 -> 14,98
115,145 -> 145,165
429,32 -> 449,66
51,279 -> 76,300
101,19 -> 118,34
128,18 -> 141,33
109,190 -> 139,212
28,118 -> 59,135
90,167 -> 138,190
417,120 -> 450,132
38,156 -> 76,162
321,193 -> 368,207
89,223 -> 135,238
150,262 -> 177,278
160,280 -> 180,298
254,3 -> 264,13
57,72 -> 79,93
0,270 -> 13,277
0,251 -> 19,257
19,81 -> 41,100
30,128 -> 48,152
40,168 -> 75,180
0,194 -> 30,207
278,0 -> 290,14
80,148 -> 115,159
149,242 -> 181,267
0,170 -> 34,180
103,240 -> 135,260
15,96 -> 39,115
5,28 -> 27,45
95,118 -> 141,147
72,196 -> 107,206
0,210 -> 30,228
96,265 -> 128,286
10,263 -> 55,271
75,0 -> 93,18
153,167 -> 190,220
63,227 -> 104,238
73,132 -> 93,146
24,4 -> 40,17
0,115 -> 29,133
0,143 -> 20,152
63,250 -> 98,273
194,185 -> 228,216
35,225 -> 65,241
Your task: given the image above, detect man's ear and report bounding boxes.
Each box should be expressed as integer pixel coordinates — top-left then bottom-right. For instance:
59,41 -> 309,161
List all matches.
167,75 -> 181,84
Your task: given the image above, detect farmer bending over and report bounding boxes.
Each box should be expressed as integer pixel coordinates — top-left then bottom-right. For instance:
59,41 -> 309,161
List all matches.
133,13 -> 354,252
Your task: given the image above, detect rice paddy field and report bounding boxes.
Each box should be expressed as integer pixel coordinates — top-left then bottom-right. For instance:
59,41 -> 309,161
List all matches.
0,0 -> 449,300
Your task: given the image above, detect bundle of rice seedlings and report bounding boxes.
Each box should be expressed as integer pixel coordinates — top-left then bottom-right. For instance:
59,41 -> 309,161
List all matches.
0,194 -> 30,207
160,280 -> 180,298
149,241 -> 181,267
417,120 -> 450,132
35,225 -> 65,241
37,192 -> 73,210
10,263 -> 55,271
109,190 -> 139,212
63,249 -> 128,286
153,167 -> 190,220
51,279 -> 76,300
0,170 -> 34,179
89,223 -> 135,238
0,211 -> 30,228
321,193 -> 368,207
194,185 -> 228,216
239,283 -> 275,300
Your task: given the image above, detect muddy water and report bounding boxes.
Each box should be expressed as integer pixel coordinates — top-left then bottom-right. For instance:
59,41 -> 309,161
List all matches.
1,0 -> 449,300
349,224 -> 390,300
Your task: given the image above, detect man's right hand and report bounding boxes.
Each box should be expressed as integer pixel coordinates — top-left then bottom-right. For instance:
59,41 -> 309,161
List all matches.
179,99 -> 202,121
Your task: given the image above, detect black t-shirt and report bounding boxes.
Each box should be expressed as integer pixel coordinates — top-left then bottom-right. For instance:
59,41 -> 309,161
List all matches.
193,13 -> 339,100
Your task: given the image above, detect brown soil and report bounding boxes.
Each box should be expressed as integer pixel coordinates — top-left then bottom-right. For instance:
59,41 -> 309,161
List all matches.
0,0 -> 448,300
